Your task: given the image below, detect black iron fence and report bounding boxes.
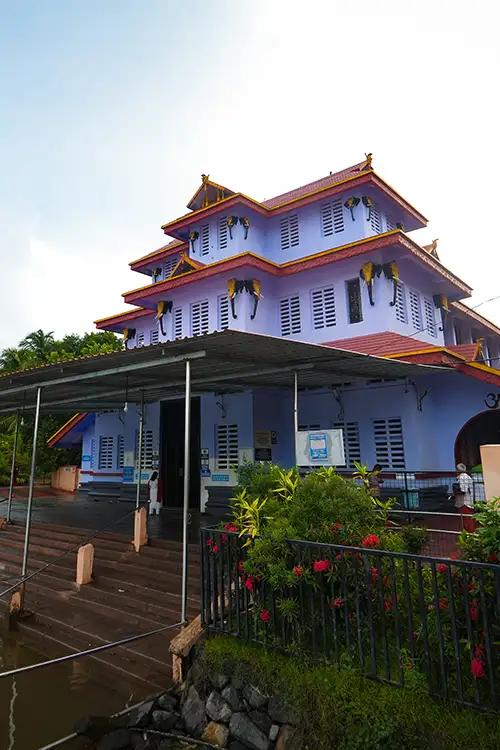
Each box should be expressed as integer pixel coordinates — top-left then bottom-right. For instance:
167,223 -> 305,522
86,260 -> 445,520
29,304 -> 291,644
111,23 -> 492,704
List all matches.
200,527 -> 500,713
336,470 -> 486,508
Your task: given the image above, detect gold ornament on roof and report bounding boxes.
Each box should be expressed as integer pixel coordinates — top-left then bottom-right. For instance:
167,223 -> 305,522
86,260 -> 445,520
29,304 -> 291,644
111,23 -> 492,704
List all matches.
423,238 -> 440,259
360,152 -> 373,171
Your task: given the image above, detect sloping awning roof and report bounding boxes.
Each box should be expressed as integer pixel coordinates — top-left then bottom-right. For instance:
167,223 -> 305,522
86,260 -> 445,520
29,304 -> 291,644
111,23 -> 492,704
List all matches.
0,330 -> 450,415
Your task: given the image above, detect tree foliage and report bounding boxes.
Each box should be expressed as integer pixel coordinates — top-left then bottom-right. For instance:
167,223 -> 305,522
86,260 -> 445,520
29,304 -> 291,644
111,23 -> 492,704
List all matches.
0,329 -> 122,483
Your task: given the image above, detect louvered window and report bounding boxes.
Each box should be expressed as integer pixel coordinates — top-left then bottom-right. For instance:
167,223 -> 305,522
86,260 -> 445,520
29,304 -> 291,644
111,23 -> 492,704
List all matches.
98,436 -> 114,470
333,421 -> 361,469
200,224 -> 210,256
311,286 -> 336,329
135,429 -> 154,470
90,439 -> 96,469
173,308 -> 183,339
216,424 -> 239,470
218,217 -> 228,251
280,295 -> 301,336
320,199 -> 344,237
373,418 -> 406,469
280,214 -> 299,250
163,256 -> 178,278
117,435 -> 124,469
394,282 -> 407,324
191,299 -> 209,337
423,298 -> 437,337
150,328 -> 159,345
218,295 -> 230,331
370,205 -> 382,234
409,289 -> 422,331
386,216 -> 396,231
346,278 -> 363,324
137,332 -> 145,347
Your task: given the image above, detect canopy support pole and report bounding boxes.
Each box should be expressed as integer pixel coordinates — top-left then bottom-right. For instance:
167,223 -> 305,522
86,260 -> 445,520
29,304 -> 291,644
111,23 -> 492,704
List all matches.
6,411 -> 20,523
293,370 -> 299,465
135,392 -> 145,510
20,387 -> 42,609
181,359 -> 191,625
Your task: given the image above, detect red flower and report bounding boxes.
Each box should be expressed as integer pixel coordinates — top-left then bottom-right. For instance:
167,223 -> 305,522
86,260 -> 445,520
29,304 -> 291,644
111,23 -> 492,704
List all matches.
313,559 -> 330,573
259,609 -> 270,623
469,600 -> 480,622
383,599 -> 393,612
211,544 -> 220,555
330,597 -> 344,609
439,598 -> 448,611
370,567 -> 379,584
449,551 -> 459,560
437,564 -> 448,574
245,576 -> 254,593
361,534 -> 381,549
487,552 -> 498,563
220,534 -> 228,546
470,657 -> 485,680
207,538 -> 214,549
293,565 -> 304,578
224,522 -> 239,533
335,553 -> 343,562
330,522 -> 343,534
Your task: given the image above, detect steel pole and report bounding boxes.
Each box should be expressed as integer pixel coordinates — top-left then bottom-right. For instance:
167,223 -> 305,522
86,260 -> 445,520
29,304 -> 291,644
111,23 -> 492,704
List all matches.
20,387 -> 41,609
293,370 -> 299,465
181,359 -> 191,624
135,393 -> 145,510
6,412 -> 20,523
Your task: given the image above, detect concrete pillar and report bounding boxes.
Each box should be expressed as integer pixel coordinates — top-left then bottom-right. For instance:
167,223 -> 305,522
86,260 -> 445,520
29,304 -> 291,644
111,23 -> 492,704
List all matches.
480,444 -> 500,501
76,543 -> 95,587
133,507 -> 148,552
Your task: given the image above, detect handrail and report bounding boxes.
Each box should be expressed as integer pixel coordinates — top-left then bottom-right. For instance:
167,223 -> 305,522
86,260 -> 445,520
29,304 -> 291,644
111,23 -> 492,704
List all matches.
0,505 -> 141,600
0,620 -> 182,679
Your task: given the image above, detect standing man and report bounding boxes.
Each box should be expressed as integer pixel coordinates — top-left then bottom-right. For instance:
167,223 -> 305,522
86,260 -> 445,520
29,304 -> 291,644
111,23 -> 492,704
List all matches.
454,463 -> 475,532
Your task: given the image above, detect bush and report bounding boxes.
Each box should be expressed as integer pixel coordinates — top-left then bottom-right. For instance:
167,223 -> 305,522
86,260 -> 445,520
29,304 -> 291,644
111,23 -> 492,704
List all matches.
458,499 -> 500,562
203,636 -> 500,750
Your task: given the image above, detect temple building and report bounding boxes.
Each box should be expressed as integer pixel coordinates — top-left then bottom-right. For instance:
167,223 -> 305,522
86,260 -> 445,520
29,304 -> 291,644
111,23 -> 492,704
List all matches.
49,157 -> 500,509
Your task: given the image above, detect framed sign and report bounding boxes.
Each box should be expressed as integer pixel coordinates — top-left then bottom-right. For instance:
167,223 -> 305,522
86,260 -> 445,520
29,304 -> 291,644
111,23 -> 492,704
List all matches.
295,429 -> 345,467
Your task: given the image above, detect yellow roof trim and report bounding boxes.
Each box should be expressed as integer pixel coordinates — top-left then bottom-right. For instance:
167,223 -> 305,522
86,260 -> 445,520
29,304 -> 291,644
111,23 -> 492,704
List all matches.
47,413 -> 83,445
160,192 -> 263,231
281,229 -> 400,269
187,178 -> 234,208
94,307 -> 149,325
129,239 -> 185,267
384,347 -> 468,361
464,361 -> 500,376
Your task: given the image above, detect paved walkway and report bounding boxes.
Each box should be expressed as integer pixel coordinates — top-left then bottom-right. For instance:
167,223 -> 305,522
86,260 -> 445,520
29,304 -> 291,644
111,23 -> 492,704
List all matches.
0,486 -> 203,544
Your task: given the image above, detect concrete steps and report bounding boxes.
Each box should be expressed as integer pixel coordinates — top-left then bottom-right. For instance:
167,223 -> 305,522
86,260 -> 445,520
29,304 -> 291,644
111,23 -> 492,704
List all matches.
0,520 -> 200,690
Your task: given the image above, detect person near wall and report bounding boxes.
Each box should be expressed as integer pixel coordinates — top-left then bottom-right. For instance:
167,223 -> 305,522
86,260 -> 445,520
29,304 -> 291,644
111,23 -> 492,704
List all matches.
368,464 -> 384,498
148,470 -> 161,516
453,463 -> 475,532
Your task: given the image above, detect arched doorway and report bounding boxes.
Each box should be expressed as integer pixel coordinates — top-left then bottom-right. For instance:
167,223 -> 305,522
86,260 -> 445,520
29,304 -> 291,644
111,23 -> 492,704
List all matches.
455,410 -> 500,467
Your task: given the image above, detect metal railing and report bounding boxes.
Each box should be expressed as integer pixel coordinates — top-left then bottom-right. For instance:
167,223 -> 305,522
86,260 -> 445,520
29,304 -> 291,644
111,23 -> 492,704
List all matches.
337,470 -> 486,507
200,527 -> 500,713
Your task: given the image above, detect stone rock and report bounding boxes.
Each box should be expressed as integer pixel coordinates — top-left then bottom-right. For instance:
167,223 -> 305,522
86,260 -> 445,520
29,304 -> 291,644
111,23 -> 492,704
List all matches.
187,660 -> 206,689
151,709 -> 178,731
202,720 -> 230,747
181,685 -> 207,736
269,724 -> 280,742
127,700 -> 155,728
210,672 -> 230,690
276,725 -> 304,750
231,676 -> 245,691
222,684 -> 244,712
228,743 -> 249,750
156,692 -> 179,711
131,737 -> 157,750
229,713 -> 270,750
74,716 -> 122,741
96,729 -> 132,750
248,710 -> 272,736
206,691 -> 232,724
268,696 -> 297,726
242,684 -> 268,710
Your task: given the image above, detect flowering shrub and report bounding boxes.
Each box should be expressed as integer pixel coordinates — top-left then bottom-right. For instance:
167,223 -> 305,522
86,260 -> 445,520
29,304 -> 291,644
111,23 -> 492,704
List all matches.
458,499 -> 500,562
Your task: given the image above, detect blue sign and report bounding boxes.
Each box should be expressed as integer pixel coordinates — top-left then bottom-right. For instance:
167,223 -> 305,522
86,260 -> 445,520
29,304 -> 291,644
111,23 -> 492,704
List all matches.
308,432 -> 328,462
123,466 -> 134,482
211,474 -> 230,482
201,466 -> 211,477
82,455 -> 91,462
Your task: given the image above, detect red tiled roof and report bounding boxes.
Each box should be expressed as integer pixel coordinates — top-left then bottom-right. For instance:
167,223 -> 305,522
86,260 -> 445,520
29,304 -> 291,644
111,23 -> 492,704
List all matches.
323,331 -> 432,357
446,343 -> 479,361
262,162 -> 367,209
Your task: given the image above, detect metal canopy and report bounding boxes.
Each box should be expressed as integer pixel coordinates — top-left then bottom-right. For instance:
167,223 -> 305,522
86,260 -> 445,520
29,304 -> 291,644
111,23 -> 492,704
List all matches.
0,330 -> 448,414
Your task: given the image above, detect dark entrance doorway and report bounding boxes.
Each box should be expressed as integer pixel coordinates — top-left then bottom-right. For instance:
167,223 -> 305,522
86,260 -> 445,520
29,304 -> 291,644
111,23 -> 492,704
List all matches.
455,410 -> 500,467
160,398 -> 201,508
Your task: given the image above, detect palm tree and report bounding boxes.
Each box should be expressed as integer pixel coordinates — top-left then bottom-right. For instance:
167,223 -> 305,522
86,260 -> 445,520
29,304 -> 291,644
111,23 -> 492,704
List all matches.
0,347 -> 37,372
19,329 -> 55,362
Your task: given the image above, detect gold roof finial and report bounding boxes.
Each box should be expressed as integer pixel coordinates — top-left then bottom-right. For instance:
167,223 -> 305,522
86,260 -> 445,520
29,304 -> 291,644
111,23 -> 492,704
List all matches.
423,238 -> 439,259
201,174 -> 210,184
360,152 -> 373,171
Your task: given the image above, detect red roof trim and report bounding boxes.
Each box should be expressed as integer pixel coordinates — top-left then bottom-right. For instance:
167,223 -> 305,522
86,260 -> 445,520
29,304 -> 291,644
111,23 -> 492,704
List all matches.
130,240 -> 188,271
47,413 -> 88,448
456,363 -> 500,387
95,307 -> 151,329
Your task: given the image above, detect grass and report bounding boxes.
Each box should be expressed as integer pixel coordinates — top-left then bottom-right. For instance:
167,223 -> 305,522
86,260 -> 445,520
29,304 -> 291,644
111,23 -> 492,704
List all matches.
203,635 -> 500,750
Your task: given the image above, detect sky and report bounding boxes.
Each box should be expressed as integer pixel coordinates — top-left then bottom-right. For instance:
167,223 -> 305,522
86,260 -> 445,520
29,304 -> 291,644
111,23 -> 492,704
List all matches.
0,0 -> 499,350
